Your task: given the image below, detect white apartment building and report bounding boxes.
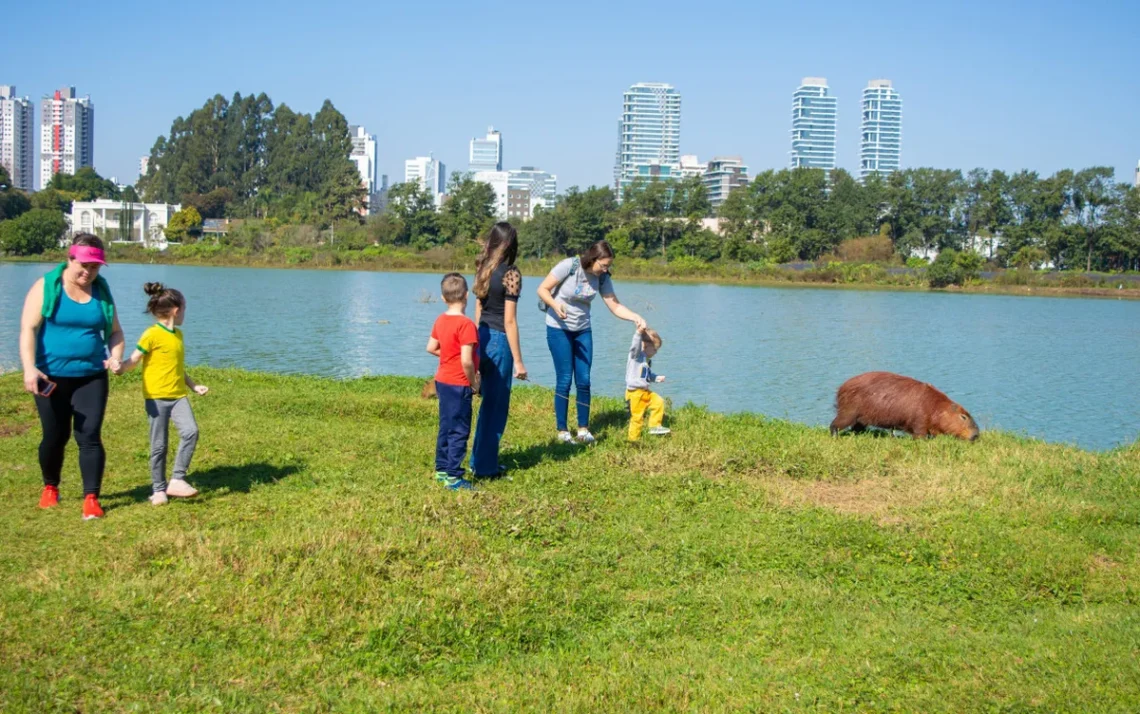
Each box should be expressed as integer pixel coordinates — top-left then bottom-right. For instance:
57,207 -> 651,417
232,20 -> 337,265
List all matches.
41,87 -> 94,189
473,170 -> 510,219
404,154 -> 447,207
0,86 -> 35,191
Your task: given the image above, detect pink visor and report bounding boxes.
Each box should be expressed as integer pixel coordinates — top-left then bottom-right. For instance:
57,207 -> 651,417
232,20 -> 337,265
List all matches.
69,244 -> 107,265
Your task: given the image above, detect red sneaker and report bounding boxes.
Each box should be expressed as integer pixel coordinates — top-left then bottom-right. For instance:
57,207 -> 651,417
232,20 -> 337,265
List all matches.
39,485 -> 60,508
82,494 -> 104,520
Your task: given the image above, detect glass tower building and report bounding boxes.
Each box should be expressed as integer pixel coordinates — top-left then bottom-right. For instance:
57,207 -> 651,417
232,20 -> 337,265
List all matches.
613,82 -> 681,195
469,127 -> 502,172
859,80 -> 902,179
789,77 -> 837,171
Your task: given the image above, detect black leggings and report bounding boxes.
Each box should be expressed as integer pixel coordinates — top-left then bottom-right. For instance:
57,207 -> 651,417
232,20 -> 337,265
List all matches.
34,371 -> 109,496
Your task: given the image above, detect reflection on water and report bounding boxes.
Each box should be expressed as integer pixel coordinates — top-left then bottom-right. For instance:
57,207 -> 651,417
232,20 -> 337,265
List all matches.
2,262 -> 1137,450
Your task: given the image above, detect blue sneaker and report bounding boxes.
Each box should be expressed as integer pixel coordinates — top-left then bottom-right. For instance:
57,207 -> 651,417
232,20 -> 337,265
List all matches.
444,475 -> 476,491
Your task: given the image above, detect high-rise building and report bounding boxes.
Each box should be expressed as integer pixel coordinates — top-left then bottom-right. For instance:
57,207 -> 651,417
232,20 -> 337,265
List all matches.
349,125 -> 378,194
0,86 -> 34,191
703,156 -> 749,209
507,166 -> 557,212
789,77 -> 837,171
680,155 -> 706,178
859,80 -> 903,179
614,82 -> 682,195
473,170 -> 510,218
40,87 -> 95,190
469,127 -> 502,172
138,156 -> 149,178
404,154 -> 446,207
1134,160 -> 1139,189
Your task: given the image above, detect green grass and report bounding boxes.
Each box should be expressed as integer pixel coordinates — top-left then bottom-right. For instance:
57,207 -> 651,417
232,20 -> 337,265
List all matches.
1,368 -> 1138,712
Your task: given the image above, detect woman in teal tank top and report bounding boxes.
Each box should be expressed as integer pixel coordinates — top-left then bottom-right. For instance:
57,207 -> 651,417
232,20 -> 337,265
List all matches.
18,234 -> 125,520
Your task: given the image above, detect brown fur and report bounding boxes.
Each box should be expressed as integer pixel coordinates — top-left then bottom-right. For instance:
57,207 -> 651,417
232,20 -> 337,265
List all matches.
830,371 -> 979,441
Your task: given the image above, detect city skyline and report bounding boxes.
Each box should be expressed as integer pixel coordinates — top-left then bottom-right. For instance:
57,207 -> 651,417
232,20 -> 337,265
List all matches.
1,0 -> 1137,193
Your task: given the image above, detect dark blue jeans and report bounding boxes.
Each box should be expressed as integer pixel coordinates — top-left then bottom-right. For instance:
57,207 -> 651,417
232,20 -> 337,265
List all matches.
435,382 -> 473,478
546,325 -> 592,431
471,325 -> 513,476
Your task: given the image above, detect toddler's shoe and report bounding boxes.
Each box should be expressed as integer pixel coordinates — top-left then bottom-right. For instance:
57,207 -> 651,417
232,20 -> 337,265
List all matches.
556,431 -> 575,444
576,429 -> 596,445
39,485 -> 60,509
150,491 -> 169,506
648,427 -> 672,436
166,479 -> 198,498
82,494 -> 104,520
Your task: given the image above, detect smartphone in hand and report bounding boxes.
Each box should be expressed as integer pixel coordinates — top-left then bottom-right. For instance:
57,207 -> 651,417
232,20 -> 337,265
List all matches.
37,378 -> 57,397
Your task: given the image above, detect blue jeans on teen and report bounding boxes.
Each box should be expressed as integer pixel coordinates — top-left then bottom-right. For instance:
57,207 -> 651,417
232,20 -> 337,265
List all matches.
435,382 -> 473,478
471,325 -> 513,477
546,325 -> 593,431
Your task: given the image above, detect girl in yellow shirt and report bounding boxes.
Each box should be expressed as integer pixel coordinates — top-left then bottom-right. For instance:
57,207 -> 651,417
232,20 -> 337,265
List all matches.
117,282 -> 209,505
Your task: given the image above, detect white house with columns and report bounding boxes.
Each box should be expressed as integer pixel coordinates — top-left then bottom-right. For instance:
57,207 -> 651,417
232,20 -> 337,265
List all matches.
68,199 -> 181,248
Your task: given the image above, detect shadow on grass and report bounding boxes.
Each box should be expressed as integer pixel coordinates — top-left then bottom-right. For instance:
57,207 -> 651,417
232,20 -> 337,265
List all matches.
106,462 -> 301,505
499,408 -> 630,474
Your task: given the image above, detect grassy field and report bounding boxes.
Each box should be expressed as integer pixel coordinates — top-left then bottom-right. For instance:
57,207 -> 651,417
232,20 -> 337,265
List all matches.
1,369 -> 1138,712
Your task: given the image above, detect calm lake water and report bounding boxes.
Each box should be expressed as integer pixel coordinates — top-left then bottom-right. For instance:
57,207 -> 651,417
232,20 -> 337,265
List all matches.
2,262 -> 1138,450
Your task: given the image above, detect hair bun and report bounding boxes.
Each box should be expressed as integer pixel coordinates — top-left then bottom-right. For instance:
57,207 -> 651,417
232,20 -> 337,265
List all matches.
143,282 -> 165,296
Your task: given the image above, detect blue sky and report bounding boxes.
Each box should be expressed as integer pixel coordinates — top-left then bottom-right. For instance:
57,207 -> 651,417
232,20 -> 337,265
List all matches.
4,0 -> 1138,192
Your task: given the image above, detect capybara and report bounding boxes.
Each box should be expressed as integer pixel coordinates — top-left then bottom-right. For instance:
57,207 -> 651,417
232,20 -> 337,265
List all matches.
830,371 -> 979,441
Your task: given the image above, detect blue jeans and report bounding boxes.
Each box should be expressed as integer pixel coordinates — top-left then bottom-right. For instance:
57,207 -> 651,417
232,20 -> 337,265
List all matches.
471,325 -> 513,476
546,325 -> 592,431
435,382 -> 473,478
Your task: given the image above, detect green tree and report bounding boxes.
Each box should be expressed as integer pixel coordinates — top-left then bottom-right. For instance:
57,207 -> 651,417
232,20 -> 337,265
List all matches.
927,249 -> 962,288
165,206 -> 203,243
0,166 -> 32,221
385,182 -> 439,247
48,167 -> 120,201
0,209 -> 68,255
439,173 -> 496,244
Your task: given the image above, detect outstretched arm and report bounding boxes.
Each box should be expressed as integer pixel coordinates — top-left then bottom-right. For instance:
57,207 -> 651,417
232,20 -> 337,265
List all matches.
603,293 -> 646,330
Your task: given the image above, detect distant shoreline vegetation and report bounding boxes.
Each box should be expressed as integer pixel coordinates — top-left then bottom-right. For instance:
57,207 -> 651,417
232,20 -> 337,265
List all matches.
1,91 -> 1138,292
5,241 -> 1139,300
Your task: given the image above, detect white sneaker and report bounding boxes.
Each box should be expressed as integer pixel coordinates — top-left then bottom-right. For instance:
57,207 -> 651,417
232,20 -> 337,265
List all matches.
166,479 -> 198,498
576,429 -> 596,444
648,427 -> 672,436
556,431 -> 575,444
150,491 -> 168,506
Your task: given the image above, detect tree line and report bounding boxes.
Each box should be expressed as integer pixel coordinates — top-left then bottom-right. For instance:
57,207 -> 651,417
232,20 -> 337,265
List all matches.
137,92 -> 364,223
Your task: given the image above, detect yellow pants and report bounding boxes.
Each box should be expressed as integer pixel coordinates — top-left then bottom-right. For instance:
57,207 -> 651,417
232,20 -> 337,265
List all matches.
626,389 -> 665,441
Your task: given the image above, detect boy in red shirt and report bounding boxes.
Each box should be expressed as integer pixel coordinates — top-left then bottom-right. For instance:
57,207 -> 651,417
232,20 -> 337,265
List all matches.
426,273 -> 479,490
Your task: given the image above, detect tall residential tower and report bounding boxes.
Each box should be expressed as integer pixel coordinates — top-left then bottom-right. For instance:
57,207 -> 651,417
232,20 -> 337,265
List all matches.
789,78 -> 836,171
613,82 -> 681,195
859,80 -> 903,179
0,86 -> 34,190
40,87 -> 94,190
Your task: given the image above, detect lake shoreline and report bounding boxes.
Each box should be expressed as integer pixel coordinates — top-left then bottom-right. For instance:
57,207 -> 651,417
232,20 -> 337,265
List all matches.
5,253 -> 1139,301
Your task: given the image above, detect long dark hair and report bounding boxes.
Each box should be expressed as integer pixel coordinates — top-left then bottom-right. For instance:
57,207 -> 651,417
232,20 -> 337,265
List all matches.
473,222 -> 518,300
579,239 -> 615,272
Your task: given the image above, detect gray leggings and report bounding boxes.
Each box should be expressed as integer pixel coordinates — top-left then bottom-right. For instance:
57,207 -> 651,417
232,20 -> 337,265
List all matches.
146,397 -> 199,492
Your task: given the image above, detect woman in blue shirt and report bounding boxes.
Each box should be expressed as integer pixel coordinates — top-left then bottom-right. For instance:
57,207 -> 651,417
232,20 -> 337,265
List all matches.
19,234 -> 125,520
